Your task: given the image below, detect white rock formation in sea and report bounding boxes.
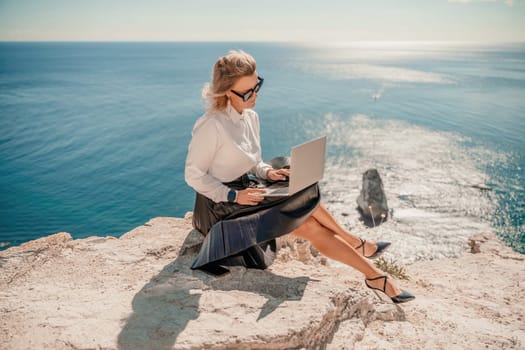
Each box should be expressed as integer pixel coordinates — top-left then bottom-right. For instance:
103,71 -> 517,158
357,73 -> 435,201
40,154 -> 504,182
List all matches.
1,215 -> 524,349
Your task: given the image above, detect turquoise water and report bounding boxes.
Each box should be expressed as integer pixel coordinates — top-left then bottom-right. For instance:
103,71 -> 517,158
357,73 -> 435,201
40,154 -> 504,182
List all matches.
0,42 -> 523,253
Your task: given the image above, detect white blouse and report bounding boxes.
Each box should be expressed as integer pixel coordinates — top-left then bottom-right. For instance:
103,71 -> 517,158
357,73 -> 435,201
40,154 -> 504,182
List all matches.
185,104 -> 273,203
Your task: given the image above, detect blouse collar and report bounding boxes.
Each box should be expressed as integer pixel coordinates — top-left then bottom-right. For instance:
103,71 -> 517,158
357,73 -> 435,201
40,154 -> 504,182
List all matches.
225,100 -> 245,124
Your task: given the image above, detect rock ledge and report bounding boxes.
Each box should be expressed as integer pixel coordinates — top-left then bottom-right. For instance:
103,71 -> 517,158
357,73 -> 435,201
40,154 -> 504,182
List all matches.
1,216 -> 524,349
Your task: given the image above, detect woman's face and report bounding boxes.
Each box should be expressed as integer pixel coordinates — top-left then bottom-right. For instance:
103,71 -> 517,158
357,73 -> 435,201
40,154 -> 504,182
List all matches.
227,73 -> 259,113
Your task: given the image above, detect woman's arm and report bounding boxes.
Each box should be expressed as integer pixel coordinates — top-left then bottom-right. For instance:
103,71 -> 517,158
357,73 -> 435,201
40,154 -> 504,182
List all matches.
185,119 -> 229,203
247,110 -> 273,179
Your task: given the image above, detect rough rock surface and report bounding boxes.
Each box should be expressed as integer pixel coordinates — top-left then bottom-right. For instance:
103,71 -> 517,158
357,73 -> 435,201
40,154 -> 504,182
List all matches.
1,216 -> 524,349
356,168 -> 389,221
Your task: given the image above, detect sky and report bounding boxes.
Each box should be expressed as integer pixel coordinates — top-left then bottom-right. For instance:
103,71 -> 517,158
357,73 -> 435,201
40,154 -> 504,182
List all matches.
0,0 -> 524,43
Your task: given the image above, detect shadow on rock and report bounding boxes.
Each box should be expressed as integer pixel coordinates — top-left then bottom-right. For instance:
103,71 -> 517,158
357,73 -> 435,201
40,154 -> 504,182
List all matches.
117,229 -> 314,350
208,266 -> 315,321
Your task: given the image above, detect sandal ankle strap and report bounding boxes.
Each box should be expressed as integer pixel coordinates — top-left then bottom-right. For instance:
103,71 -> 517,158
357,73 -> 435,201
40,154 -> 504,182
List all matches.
365,275 -> 388,293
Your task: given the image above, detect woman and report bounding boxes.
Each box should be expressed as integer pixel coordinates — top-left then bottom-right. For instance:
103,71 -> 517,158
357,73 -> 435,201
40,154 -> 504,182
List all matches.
185,50 -> 414,304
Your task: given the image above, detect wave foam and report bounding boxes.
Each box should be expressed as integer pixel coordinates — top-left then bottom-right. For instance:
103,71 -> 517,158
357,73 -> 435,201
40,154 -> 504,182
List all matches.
312,114 -> 502,263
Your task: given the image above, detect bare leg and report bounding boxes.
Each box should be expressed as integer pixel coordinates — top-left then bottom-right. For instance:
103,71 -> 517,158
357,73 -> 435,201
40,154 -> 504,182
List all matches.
311,203 -> 379,256
290,216 -> 402,297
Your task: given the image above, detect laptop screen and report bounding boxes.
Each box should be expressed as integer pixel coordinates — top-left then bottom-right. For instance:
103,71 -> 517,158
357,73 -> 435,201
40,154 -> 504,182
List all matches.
289,136 -> 326,194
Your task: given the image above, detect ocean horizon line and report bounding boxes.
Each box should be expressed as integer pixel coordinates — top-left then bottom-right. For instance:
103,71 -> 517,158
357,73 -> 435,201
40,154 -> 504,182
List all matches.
1,40 -> 525,47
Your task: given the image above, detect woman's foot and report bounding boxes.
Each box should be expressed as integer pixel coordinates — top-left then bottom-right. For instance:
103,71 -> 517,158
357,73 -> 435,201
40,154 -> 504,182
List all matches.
355,239 -> 391,259
365,275 -> 415,304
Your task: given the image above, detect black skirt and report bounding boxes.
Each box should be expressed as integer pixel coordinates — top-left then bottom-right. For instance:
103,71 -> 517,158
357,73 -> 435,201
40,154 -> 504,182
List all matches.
190,175 -> 321,275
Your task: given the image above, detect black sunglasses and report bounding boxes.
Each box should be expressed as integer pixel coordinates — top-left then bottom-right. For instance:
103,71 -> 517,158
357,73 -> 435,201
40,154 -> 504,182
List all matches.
231,76 -> 264,102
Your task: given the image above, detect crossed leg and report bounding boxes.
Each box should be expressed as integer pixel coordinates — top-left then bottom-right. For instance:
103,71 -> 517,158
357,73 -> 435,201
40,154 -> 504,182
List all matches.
311,203 -> 380,257
289,212 -> 402,297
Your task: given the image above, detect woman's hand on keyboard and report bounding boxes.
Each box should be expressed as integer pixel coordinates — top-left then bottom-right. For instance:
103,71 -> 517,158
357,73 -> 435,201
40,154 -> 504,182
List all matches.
267,168 -> 290,181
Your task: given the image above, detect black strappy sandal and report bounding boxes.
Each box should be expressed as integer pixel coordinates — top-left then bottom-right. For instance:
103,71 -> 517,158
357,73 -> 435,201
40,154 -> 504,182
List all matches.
365,275 -> 415,304
355,238 -> 391,259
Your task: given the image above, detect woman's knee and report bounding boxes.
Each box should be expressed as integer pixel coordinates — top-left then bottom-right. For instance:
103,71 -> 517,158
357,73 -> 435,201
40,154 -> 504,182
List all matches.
301,216 -> 321,232
292,216 -> 322,240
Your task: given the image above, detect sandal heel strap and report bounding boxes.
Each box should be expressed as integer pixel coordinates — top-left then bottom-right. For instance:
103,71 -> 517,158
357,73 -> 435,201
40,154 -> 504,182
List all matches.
365,275 -> 388,293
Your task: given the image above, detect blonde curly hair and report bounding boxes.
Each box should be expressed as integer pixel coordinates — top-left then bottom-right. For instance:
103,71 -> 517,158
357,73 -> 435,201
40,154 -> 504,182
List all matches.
202,50 -> 257,112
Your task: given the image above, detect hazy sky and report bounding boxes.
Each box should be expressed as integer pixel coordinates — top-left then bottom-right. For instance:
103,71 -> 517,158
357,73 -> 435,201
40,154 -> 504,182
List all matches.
1,0 -> 524,42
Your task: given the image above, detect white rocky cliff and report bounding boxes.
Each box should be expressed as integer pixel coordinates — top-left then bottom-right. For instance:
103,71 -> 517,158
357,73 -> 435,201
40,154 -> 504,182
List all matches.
1,215 -> 524,349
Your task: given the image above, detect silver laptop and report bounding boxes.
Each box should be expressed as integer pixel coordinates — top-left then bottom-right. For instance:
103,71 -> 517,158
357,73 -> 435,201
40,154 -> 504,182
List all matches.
263,136 -> 326,197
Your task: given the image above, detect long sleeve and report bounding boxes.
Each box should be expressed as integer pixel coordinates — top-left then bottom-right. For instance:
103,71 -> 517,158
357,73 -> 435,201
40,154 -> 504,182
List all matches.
252,159 -> 273,179
248,111 -> 273,179
185,118 -> 229,203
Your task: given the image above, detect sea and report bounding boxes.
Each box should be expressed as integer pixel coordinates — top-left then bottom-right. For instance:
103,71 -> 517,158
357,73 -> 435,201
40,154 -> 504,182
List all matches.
0,42 -> 523,258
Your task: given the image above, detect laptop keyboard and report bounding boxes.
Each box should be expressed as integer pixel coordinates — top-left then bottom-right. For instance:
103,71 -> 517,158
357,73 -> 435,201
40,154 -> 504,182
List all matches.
266,187 -> 289,195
